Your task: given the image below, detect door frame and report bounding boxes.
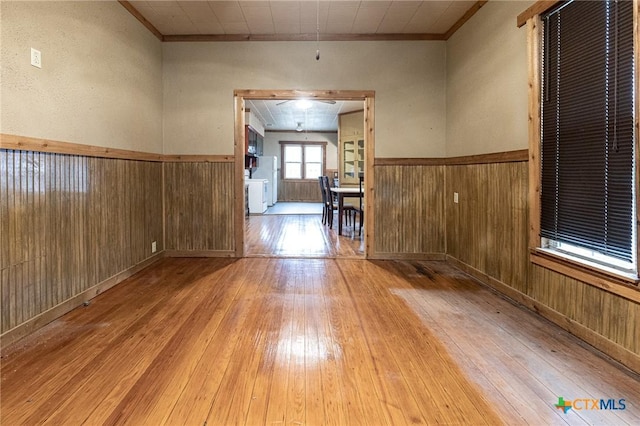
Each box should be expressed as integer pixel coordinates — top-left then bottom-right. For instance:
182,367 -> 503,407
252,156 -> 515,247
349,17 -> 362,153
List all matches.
234,89 -> 375,258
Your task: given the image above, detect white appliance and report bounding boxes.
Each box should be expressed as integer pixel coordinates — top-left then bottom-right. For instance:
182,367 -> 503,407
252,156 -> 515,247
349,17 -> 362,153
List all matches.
251,156 -> 278,206
246,179 -> 268,214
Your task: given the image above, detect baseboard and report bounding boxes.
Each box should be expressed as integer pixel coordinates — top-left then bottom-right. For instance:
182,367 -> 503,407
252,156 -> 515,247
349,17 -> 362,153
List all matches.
368,252 -> 446,261
446,255 -> 640,375
164,250 -> 236,258
0,252 -> 164,350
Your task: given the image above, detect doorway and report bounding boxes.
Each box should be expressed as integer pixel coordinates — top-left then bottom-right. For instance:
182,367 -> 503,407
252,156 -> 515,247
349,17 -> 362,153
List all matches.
234,90 -> 375,258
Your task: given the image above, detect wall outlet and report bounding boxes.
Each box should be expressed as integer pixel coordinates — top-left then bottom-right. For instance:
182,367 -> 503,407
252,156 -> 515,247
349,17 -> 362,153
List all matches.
31,48 -> 42,68
151,241 -> 157,253
454,192 -> 459,203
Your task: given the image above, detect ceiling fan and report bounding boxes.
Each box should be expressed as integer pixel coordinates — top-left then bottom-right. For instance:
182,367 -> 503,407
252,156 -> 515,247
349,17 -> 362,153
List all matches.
276,99 -> 336,107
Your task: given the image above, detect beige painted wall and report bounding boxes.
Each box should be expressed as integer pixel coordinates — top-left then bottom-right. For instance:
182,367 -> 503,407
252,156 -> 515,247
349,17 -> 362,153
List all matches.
0,1 -> 531,158
162,41 -> 446,157
445,1 -> 532,157
0,1 -> 163,153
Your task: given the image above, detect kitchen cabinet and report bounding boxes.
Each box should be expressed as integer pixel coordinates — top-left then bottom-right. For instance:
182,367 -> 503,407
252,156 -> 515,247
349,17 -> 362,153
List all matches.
245,125 -> 263,169
245,126 -> 263,156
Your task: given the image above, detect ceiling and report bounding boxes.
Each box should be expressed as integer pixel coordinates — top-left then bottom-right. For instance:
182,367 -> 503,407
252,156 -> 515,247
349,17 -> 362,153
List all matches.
246,99 -> 363,132
126,1 -> 481,40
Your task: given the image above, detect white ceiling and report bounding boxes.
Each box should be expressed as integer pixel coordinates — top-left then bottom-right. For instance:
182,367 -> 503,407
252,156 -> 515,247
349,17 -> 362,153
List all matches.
247,99 -> 363,131
127,1 -> 478,38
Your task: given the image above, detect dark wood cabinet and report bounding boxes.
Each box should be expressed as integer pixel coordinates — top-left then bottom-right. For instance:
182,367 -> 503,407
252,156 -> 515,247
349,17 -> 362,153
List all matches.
245,125 -> 263,170
245,125 -> 263,156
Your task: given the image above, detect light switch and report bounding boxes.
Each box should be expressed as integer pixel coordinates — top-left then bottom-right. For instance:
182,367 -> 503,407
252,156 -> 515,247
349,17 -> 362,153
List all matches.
454,192 -> 459,203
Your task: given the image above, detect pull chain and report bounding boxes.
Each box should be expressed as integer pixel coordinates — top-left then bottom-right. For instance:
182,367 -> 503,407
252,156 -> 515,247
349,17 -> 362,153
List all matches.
316,0 -> 320,60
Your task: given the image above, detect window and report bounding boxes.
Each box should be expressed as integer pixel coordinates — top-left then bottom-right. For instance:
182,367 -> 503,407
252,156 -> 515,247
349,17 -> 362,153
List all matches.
538,0 -> 636,277
280,142 -> 326,180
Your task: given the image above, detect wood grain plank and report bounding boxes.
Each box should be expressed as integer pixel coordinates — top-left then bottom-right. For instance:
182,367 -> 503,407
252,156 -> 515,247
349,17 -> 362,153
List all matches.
374,150 -> 529,167
161,261 -> 263,425
164,162 -> 235,253
84,260 -> 241,425
0,151 -> 10,332
203,260 -> 276,424
0,149 -> 164,342
3,258 -> 640,425
374,165 -> 445,256
26,260 -> 208,425
527,16 -> 542,251
0,134 -> 164,162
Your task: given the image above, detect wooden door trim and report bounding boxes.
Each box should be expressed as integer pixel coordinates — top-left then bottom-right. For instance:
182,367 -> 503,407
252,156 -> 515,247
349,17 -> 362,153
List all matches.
234,89 -> 375,258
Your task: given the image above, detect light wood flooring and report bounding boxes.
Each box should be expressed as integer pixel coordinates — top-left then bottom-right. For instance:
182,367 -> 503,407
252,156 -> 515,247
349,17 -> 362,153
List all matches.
245,213 -> 364,258
1,257 -> 639,425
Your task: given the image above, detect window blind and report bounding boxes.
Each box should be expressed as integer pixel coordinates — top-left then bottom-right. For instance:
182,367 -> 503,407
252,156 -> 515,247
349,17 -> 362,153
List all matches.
540,0 -> 635,263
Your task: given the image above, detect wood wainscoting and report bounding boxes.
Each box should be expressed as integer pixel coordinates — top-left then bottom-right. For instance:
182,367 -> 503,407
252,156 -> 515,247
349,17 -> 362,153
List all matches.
278,180 -> 322,202
0,147 -> 164,345
1,135 -> 237,346
372,162 -> 446,259
445,161 -> 529,289
444,152 -> 640,373
164,161 -> 235,255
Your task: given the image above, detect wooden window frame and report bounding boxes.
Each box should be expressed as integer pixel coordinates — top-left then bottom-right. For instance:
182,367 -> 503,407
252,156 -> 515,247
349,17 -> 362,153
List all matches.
279,141 -> 327,181
521,0 -> 640,304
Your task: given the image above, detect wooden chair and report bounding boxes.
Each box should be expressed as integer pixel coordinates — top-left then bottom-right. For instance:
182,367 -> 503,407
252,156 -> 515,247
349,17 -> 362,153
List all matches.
318,176 -> 329,225
321,176 -> 355,229
357,175 -> 364,236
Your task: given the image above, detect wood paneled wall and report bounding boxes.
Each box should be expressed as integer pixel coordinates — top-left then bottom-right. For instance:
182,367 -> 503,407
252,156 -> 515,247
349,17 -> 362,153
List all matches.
278,180 -> 322,202
373,165 -> 445,257
445,159 -> 639,370
446,162 -> 529,292
0,149 -> 163,336
164,162 -> 235,253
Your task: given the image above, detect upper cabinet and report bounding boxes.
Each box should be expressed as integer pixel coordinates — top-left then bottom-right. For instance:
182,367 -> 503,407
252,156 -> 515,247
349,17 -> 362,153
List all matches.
338,110 -> 365,185
245,109 -> 265,169
245,126 -> 263,156
245,109 -> 265,137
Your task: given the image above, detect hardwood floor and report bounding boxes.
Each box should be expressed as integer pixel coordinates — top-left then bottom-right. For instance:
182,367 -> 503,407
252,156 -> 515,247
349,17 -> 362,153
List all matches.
245,214 -> 364,258
2,257 -> 638,425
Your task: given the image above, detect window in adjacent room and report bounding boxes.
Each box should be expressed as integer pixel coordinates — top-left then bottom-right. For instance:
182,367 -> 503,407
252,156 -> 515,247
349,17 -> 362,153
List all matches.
538,0 -> 637,278
280,142 -> 326,180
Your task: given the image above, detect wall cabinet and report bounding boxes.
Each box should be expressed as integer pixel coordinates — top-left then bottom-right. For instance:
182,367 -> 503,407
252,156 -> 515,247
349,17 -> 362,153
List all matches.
338,110 -> 365,185
341,137 -> 364,184
245,125 -> 263,169
245,125 -> 263,156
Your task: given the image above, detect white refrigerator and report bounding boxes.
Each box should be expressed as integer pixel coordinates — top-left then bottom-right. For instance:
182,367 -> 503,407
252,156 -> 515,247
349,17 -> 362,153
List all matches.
252,156 -> 278,206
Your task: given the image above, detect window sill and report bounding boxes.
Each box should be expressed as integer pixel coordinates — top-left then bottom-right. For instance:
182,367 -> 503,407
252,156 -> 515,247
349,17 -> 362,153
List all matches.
530,249 -> 640,304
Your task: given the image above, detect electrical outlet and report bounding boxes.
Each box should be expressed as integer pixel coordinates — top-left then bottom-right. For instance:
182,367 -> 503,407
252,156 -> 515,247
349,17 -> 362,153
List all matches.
454,192 -> 459,203
151,241 -> 157,253
31,48 -> 41,68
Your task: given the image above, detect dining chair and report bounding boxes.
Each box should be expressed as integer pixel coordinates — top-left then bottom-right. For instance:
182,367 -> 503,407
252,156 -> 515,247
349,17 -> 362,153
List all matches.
322,175 -> 355,230
357,174 -> 364,236
318,176 -> 328,225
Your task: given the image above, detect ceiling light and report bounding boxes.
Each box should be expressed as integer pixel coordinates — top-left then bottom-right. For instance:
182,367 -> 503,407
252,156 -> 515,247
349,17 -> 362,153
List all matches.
296,122 -> 304,132
296,99 -> 312,110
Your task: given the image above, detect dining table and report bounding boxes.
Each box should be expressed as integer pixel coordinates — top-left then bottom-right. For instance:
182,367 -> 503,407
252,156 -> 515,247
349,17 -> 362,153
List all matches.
329,186 -> 364,236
